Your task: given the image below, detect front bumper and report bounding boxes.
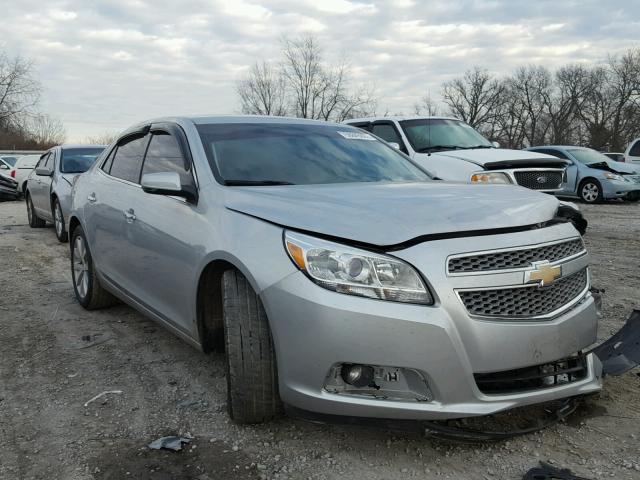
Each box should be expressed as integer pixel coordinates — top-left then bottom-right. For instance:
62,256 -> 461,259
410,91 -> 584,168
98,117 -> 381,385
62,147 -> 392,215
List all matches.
601,179 -> 640,199
262,225 -> 603,421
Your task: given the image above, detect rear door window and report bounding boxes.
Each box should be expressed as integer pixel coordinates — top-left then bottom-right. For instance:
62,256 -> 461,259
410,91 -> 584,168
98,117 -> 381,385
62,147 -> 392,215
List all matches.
109,135 -> 149,183
141,131 -> 192,185
630,141 -> 640,157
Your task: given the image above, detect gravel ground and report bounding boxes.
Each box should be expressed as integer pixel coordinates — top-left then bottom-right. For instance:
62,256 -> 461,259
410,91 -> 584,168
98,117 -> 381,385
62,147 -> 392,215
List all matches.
0,198 -> 639,480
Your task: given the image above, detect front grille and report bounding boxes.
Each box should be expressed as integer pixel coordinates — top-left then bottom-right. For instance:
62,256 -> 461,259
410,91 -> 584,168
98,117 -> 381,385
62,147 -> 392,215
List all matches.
448,238 -> 584,273
475,355 -> 588,394
458,268 -> 588,318
513,170 -> 563,190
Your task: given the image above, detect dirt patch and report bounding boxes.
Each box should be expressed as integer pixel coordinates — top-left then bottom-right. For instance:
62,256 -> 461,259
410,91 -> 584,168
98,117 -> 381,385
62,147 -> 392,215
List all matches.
1,198 -> 640,480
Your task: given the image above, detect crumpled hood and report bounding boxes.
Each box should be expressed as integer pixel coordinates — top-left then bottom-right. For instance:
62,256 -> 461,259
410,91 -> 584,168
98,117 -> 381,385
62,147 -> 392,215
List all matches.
224,182 -> 560,247
588,160 -> 639,174
434,148 -> 563,168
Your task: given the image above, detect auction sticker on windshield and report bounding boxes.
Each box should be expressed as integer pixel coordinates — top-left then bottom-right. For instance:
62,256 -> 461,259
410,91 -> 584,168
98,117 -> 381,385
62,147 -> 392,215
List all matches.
337,131 -> 376,140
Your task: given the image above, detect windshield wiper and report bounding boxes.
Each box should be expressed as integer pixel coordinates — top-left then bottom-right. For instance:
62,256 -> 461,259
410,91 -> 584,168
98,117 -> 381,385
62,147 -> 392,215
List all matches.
223,179 -> 296,186
416,145 -> 462,153
458,145 -> 494,149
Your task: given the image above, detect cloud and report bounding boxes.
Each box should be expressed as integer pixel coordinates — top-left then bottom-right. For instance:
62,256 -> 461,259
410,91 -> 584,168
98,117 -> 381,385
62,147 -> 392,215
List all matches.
0,0 -> 638,140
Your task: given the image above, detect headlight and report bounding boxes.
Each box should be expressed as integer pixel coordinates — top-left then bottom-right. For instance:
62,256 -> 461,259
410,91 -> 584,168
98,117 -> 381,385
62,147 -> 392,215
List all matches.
603,172 -> 625,181
470,172 -> 513,185
284,231 -> 433,305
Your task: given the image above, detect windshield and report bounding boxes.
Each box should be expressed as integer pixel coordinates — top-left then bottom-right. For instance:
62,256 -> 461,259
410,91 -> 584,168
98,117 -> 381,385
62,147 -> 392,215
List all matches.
399,119 -> 493,152
568,148 -> 614,165
196,123 -> 430,186
1,156 -> 17,167
61,148 -> 104,173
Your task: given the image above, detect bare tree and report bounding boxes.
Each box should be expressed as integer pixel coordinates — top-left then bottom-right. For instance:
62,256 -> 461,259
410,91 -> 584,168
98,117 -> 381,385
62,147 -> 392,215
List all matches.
236,36 -> 376,122
0,52 -> 41,128
24,114 -> 66,148
84,131 -> 118,145
441,67 -> 504,129
236,61 -> 287,116
413,93 -> 439,116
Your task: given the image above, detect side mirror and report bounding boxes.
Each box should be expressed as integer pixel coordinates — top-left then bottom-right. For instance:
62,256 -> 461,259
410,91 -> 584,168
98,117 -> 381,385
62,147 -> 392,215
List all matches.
35,167 -> 52,176
491,141 -> 500,148
0,164 -> 8,170
388,142 -> 401,150
141,171 -> 197,203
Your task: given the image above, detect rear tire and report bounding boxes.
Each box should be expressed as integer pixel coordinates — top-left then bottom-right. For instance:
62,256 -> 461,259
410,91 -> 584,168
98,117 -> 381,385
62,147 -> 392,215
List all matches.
26,194 -> 46,228
222,269 -> 280,424
70,225 -> 117,310
53,198 -> 68,242
579,179 -> 603,203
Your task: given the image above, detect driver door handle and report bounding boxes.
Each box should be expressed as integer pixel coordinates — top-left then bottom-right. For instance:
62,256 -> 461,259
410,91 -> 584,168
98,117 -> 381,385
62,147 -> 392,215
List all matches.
87,193 -> 96,203
124,209 -> 136,223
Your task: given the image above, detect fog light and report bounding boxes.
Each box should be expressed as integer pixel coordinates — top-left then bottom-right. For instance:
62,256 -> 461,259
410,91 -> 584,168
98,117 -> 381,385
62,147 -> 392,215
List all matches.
341,364 -> 374,387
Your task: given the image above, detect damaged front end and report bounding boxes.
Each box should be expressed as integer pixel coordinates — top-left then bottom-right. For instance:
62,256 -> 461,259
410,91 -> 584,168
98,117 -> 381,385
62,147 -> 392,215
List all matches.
590,309 -> 640,376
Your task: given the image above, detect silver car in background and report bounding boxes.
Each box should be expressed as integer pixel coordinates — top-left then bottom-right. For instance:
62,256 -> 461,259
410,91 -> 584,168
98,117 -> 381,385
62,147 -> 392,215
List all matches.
69,116 -> 601,425
25,145 -> 105,241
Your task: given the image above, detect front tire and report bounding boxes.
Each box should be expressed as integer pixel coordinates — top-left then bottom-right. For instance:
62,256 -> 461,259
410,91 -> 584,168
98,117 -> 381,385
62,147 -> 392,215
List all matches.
579,179 -> 603,203
70,225 -> 117,310
26,194 -> 46,228
222,269 -> 280,424
53,198 -> 68,242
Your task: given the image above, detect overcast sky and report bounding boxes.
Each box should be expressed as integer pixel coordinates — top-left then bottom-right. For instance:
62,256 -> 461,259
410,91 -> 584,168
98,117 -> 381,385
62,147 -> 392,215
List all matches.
1,0 -> 638,140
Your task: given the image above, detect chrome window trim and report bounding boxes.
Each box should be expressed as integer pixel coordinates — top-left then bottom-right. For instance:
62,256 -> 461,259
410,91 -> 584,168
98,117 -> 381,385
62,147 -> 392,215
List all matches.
454,268 -> 591,321
446,236 -> 586,276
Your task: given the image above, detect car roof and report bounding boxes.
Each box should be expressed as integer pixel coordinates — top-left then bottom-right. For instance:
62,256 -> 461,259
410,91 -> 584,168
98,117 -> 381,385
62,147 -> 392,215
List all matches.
59,144 -> 106,149
344,115 -> 462,123
117,115 -> 355,139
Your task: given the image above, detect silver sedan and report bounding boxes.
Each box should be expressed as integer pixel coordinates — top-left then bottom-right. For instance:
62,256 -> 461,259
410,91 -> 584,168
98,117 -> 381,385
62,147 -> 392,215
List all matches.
25,145 -> 104,241
68,116 -> 603,425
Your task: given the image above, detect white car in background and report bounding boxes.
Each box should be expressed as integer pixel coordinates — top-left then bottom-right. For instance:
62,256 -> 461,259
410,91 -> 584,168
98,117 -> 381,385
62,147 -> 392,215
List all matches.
624,138 -> 640,164
10,155 -> 41,194
344,116 -> 568,191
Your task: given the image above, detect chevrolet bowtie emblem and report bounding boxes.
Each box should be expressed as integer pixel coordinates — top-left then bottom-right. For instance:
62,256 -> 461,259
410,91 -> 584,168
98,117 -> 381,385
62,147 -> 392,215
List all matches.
525,261 -> 561,287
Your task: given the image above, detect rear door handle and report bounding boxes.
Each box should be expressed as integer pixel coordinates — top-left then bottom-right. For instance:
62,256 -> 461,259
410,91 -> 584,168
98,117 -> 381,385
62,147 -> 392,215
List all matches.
87,193 -> 96,203
124,209 -> 136,223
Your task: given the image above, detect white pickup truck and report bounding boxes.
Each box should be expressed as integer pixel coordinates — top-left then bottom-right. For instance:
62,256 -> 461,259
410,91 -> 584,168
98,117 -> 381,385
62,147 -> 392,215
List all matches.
345,116 -> 568,191
345,116 -> 586,234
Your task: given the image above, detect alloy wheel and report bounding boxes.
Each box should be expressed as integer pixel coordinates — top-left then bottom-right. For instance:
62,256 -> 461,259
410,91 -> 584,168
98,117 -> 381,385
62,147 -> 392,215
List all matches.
73,235 -> 89,299
581,183 -> 599,202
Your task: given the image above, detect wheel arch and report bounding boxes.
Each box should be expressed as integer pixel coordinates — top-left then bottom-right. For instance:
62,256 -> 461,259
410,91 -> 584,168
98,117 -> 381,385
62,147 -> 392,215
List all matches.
195,255 -> 260,353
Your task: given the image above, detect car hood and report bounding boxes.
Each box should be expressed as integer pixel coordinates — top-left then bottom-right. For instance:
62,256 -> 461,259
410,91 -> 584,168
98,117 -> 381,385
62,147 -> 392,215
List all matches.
60,173 -> 80,185
586,160 -> 639,175
224,182 -> 560,247
433,148 -> 565,168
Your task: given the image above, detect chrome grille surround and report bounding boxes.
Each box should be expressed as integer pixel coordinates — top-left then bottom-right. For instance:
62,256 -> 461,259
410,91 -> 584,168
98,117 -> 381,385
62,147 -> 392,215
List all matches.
457,268 -> 589,319
448,238 -> 586,275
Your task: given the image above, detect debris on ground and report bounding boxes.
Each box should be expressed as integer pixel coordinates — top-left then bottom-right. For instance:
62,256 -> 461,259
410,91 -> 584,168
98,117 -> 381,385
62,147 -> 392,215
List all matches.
522,461 -> 592,480
590,309 -> 640,376
147,436 -> 192,451
83,390 -> 123,407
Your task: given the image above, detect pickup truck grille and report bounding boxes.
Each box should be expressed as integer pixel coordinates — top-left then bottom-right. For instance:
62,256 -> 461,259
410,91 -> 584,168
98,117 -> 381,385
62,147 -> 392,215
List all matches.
458,268 -> 588,318
513,170 -> 563,190
448,238 -> 585,274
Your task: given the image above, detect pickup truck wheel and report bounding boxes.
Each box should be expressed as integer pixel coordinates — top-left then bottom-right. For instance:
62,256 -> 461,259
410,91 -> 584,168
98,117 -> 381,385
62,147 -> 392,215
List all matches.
579,179 -> 603,203
53,199 -> 68,242
26,194 -> 46,228
222,269 -> 280,424
71,226 -> 117,310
